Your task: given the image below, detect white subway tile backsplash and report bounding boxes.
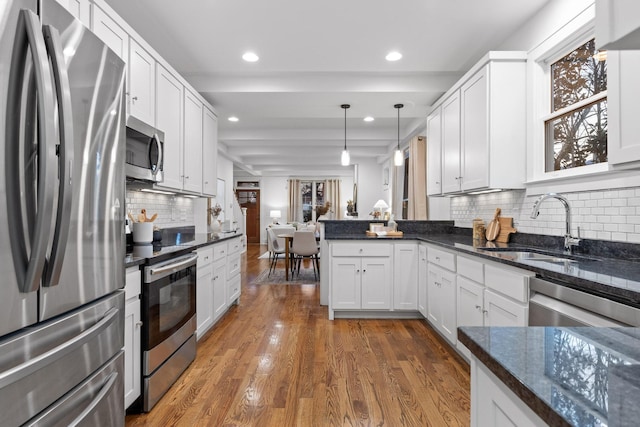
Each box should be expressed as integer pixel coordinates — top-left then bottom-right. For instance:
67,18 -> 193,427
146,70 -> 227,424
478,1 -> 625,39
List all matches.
125,189 -> 196,228
449,187 -> 640,244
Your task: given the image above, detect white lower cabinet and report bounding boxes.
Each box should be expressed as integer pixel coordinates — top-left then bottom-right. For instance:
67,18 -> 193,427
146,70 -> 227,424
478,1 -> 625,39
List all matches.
329,242 -> 392,318
124,266 -> 141,409
196,247 -> 214,339
471,359 -> 544,427
195,236 -> 243,340
427,263 -> 457,345
417,244 -> 428,317
394,243 -> 418,310
212,259 -> 227,320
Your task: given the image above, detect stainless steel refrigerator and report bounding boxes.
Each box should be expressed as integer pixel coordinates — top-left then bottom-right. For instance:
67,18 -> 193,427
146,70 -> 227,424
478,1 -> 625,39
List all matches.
0,1 -> 126,425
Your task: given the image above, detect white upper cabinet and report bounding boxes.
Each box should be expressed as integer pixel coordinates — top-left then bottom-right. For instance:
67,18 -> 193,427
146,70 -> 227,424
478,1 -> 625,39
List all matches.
91,5 -> 128,61
129,39 -> 156,125
607,51 -> 640,168
156,64 -> 184,190
426,107 -> 442,195
428,52 -> 527,195
55,0 -> 90,27
596,0 -> 640,50
183,89 -> 204,194
441,91 -> 461,194
202,107 -> 218,197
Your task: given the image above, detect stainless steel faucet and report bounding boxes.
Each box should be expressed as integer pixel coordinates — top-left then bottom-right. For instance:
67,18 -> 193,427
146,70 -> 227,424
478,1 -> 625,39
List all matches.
530,193 -> 581,252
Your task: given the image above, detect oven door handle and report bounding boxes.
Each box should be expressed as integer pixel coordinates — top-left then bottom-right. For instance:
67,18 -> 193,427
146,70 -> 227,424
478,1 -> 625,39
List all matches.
148,254 -> 198,278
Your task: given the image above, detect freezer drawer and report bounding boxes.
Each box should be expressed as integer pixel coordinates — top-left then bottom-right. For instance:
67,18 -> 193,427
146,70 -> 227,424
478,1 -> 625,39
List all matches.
0,292 -> 124,426
26,351 -> 124,427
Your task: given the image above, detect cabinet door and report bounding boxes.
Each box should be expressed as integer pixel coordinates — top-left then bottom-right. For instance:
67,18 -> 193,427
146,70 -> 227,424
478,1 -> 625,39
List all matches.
426,264 -> 442,326
124,297 -> 141,408
202,107 -> 218,196
418,245 -> 428,317
394,244 -> 418,310
608,51 -> 640,167
196,268 -> 213,339
91,5 -> 128,61
55,0 -> 90,27
183,89 -> 203,193
129,39 -> 156,125
227,273 -> 241,305
439,268 -> 457,345
426,107 -> 442,195
361,258 -> 391,310
484,290 -> 528,327
212,259 -> 227,320
331,258 -> 360,309
441,91 -> 461,193
156,65 -> 184,190
460,66 -> 489,191
457,276 -> 484,328
596,0 -> 640,50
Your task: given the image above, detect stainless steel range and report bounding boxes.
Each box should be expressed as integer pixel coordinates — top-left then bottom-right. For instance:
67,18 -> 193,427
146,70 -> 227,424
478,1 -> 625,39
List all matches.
129,235 -> 198,412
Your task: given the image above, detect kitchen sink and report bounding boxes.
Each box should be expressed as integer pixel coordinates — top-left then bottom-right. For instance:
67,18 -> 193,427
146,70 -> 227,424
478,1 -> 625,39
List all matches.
476,247 -> 600,264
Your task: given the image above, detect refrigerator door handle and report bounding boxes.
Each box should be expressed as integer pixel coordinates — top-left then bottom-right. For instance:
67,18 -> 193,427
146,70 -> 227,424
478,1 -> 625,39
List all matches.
20,10 -> 58,294
42,24 -> 74,288
67,372 -> 118,427
0,307 -> 119,389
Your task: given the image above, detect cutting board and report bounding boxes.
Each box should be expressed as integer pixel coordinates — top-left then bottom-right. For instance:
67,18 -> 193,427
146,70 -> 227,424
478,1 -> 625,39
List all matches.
485,208 -> 501,241
496,217 -> 517,243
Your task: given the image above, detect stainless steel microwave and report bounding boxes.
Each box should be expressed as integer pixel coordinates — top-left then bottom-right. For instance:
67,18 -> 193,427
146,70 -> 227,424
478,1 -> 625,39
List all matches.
125,116 -> 164,183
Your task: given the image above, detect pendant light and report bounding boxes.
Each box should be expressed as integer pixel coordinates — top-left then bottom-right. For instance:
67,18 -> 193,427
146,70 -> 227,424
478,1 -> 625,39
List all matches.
341,104 -> 350,166
394,103 -> 404,166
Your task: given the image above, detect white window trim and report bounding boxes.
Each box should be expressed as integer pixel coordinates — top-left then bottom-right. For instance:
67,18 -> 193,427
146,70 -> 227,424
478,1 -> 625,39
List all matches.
526,4 -> 612,184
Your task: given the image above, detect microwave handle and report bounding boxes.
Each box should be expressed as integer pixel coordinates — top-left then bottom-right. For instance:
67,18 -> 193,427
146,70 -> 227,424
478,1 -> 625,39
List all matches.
148,133 -> 162,176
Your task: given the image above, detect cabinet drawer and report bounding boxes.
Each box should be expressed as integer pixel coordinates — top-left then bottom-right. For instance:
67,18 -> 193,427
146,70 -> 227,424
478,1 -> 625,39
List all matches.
427,247 -> 456,271
125,267 -> 141,300
197,247 -> 214,267
226,253 -> 241,278
213,243 -> 227,261
332,242 -> 391,257
457,256 -> 483,283
227,237 -> 242,255
484,263 -> 532,303
228,274 -> 241,304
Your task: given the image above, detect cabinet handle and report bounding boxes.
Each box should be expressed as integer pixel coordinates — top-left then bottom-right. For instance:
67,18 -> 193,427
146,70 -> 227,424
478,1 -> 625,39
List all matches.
482,310 -> 488,314
363,269 -> 366,273
135,321 -> 143,327
359,248 -> 363,253
356,269 -> 360,273
435,256 -> 440,261
475,305 -> 481,310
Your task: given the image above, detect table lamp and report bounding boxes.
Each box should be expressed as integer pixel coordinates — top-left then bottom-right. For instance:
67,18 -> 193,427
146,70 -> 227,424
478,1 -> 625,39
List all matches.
372,200 -> 389,219
270,210 -> 282,224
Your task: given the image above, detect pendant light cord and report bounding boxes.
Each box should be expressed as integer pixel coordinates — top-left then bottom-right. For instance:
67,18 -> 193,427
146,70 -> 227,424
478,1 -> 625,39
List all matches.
395,103 -> 403,150
341,104 -> 350,150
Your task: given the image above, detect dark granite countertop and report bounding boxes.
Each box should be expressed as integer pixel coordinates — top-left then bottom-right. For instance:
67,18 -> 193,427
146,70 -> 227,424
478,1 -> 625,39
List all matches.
325,226 -> 640,306
124,231 -> 242,267
459,326 -> 640,427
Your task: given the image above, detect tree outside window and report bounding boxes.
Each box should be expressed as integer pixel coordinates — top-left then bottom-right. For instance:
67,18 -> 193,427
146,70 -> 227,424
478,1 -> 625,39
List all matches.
545,39 -> 607,171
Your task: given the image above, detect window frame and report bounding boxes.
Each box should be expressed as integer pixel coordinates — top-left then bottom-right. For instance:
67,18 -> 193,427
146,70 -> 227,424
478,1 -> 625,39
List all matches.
527,5 -> 610,184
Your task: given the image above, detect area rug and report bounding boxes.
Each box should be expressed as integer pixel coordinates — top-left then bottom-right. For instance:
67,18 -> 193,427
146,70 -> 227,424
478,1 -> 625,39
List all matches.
250,267 -> 319,285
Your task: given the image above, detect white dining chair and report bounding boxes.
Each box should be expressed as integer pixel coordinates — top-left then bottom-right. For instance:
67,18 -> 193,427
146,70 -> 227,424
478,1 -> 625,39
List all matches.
290,231 -> 319,279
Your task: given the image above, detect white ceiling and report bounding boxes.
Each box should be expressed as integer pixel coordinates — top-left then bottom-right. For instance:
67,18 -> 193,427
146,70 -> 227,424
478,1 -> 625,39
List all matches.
104,0 -> 551,176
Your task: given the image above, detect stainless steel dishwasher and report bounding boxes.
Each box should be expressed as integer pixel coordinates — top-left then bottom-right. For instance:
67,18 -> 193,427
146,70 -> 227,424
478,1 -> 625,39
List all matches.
529,277 -> 640,327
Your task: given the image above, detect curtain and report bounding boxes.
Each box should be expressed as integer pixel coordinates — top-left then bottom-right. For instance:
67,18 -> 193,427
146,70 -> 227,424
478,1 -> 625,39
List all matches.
288,179 -> 301,222
408,135 -> 428,219
325,179 -> 342,220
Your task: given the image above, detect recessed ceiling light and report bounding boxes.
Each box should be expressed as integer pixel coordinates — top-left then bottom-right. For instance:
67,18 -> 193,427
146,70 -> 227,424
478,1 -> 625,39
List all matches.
228,116 -> 239,122
363,116 -> 374,122
385,51 -> 402,61
242,52 -> 259,62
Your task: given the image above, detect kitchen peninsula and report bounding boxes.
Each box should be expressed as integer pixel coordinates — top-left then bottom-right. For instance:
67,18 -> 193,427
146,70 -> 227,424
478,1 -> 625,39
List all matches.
322,219 -> 640,426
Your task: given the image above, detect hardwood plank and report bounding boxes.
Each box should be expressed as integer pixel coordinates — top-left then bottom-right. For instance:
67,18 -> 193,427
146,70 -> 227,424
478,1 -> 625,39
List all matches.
125,243 -> 470,426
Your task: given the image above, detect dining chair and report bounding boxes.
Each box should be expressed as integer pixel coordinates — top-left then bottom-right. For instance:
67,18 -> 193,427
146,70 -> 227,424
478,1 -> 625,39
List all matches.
266,227 -> 286,276
290,231 -> 320,280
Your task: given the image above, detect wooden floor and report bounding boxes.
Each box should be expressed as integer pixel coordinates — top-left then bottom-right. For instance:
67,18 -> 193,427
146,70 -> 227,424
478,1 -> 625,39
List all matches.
125,244 -> 470,427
